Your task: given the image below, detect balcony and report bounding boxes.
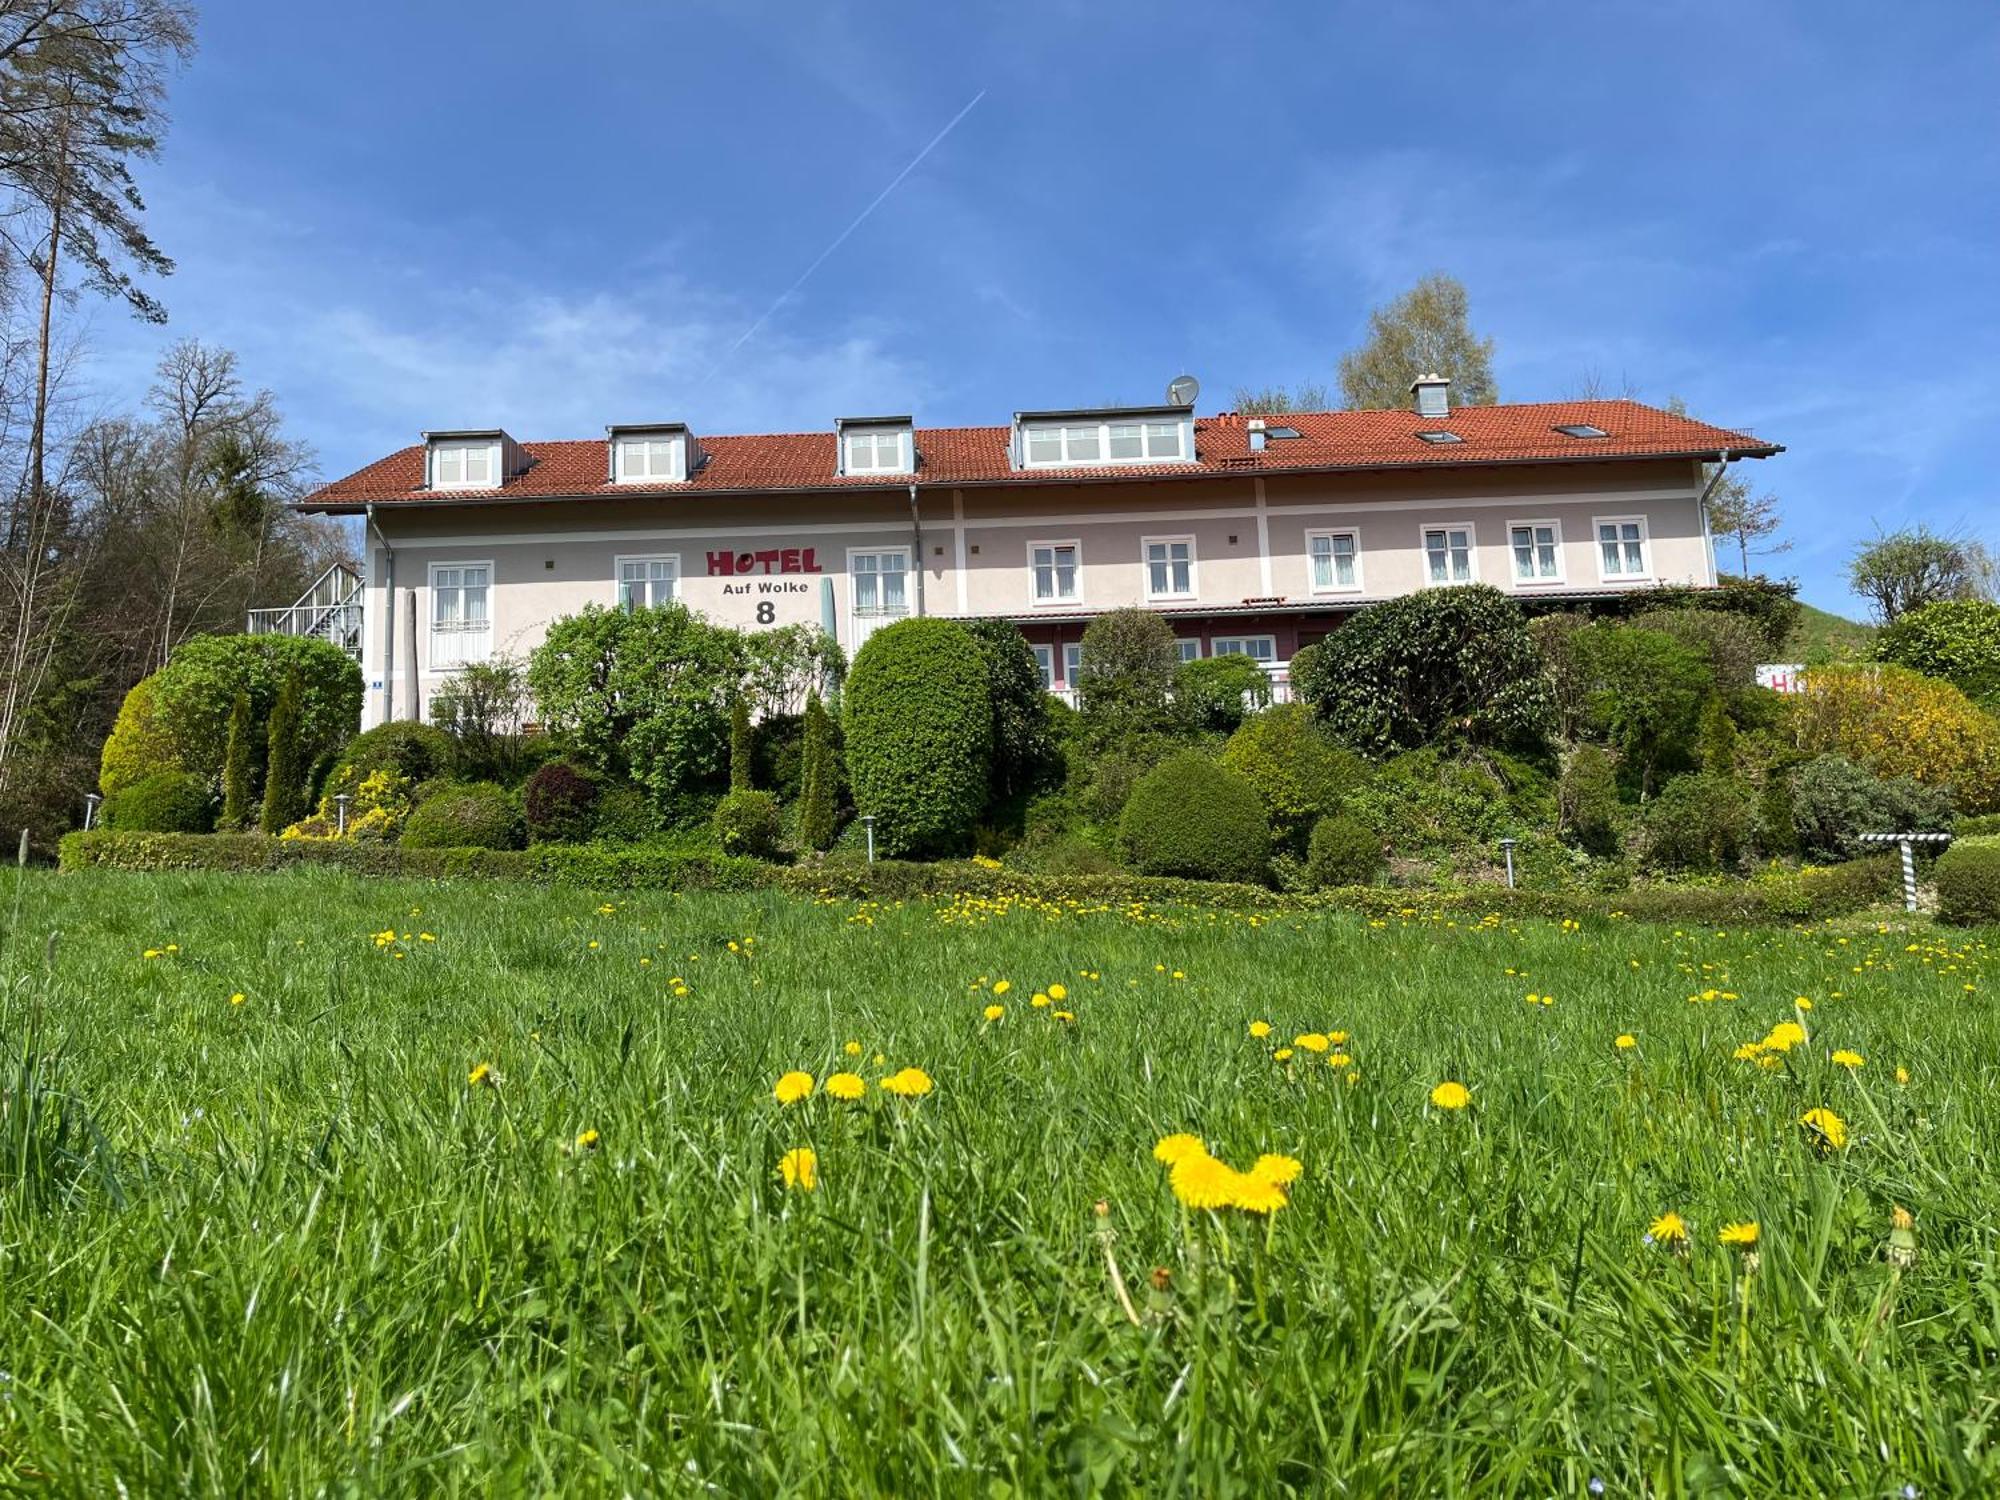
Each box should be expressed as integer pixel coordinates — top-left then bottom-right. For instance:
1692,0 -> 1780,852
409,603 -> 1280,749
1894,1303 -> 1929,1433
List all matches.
248,563 -> 363,659
1050,661 -> 1293,709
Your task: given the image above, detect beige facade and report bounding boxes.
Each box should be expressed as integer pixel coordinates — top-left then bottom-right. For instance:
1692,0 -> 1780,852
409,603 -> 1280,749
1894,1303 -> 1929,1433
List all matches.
356,456 -> 1714,727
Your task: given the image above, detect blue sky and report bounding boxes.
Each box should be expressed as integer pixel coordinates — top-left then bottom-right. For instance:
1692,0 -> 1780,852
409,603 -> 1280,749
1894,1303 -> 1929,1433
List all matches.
77,0 -> 2000,614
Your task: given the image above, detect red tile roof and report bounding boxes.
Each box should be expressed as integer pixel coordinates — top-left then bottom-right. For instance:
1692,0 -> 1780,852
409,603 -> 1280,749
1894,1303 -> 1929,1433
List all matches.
301,399 -> 1778,512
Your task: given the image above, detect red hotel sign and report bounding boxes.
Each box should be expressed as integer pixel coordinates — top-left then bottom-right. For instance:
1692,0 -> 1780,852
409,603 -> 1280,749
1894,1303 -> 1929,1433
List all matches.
706,547 -> 824,577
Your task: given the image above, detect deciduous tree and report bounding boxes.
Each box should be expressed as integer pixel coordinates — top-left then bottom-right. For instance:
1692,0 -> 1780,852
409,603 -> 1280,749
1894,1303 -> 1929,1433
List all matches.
1337,273 -> 1496,410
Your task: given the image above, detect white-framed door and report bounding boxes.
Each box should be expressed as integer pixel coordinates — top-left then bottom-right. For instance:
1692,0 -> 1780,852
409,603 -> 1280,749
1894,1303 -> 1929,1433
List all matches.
848,548 -> 910,653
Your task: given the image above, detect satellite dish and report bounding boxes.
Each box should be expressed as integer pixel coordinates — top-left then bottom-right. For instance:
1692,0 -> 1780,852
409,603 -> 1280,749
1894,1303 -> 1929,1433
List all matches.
1166,374 -> 1200,408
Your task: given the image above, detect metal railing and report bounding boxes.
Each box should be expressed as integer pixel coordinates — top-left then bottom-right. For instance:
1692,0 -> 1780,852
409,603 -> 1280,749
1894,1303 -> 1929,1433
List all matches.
247,563 -> 364,657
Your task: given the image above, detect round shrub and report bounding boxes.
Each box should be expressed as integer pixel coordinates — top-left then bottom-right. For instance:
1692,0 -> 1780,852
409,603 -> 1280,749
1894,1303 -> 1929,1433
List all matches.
712,789 -> 782,858
1790,754 -> 1954,862
328,720 -> 457,790
399,783 -> 524,850
1304,814 -> 1384,889
1119,752 -> 1270,884
1791,663 -> 2000,812
844,618 -> 993,858
592,783 -> 659,843
1219,703 -> 1369,854
99,676 -> 175,795
1640,772 -> 1756,873
523,761 -> 600,844
1935,836 -> 2000,927
103,771 -> 215,834
1291,585 -> 1551,755
1877,599 -> 2000,710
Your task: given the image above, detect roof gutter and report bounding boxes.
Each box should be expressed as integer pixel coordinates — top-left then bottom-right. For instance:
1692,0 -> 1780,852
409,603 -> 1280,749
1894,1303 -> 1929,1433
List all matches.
909,480 -> 925,618
1695,449 -> 1733,585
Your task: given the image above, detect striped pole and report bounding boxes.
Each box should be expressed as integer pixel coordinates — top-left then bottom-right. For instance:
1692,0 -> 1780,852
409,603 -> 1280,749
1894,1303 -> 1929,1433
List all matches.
1856,832 -> 1953,913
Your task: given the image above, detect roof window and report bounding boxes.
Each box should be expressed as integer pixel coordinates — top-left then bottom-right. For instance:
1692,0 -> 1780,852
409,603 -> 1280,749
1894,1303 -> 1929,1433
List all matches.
1415,430 -> 1464,445
1554,423 -> 1609,439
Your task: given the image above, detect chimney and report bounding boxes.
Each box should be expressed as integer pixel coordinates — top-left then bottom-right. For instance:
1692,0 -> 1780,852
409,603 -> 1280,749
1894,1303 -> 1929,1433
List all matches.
1411,372 -> 1451,419
1247,418 -> 1267,453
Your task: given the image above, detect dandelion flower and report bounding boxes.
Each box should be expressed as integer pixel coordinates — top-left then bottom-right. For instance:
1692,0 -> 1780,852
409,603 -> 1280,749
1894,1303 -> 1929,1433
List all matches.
229,992 -> 247,1006
1294,1032 -> 1330,1053
1895,1066 -> 1910,1086
1153,1133 -> 1208,1166
773,1070 -> 815,1105
1615,1034 -> 1636,1051
778,1147 -> 818,1192
1053,1010 -> 1075,1022
1047,983 -> 1067,1002
983,1004 -> 1005,1022
1250,1153 -> 1302,1186
1327,1052 -> 1352,1069
1831,1049 -> 1864,1069
826,1071 -> 866,1101
1230,1174 -> 1290,1215
1271,1047 -> 1295,1062
1764,1021 -> 1807,1053
1248,1020 -> 1272,1038
574,1128 -> 600,1152
468,1062 -> 496,1088
1430,1081 -> 1471,1111
1718,1221 -> 1760,1248
881,1066 -> 933,1098
992,979 -> 1012,996
1647,1211 -> 1689,1247
1031,992 -> 1051,1008
843,1040 -> 862,1056
1168,1152 -> 1238,1210
1733,1042 -> 1765,1061
1328,1030 -> 1349,1045
1800,1106 -> 1849,1152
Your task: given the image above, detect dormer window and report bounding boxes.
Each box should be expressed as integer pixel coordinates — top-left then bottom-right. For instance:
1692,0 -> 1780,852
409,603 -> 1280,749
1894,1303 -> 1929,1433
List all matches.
1016,407 -> 1194,469
424,430 -> 515,490
837,417 -> 914,476
607,424 -> 689,484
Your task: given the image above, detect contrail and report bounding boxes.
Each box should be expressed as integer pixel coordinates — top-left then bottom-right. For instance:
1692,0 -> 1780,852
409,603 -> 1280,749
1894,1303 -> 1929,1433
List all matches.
708,89 -> 988,373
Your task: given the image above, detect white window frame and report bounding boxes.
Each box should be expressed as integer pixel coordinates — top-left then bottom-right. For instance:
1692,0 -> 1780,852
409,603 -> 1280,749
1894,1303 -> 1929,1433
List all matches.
1505,518 -> 1567,587
614,553 -> 681,610
841,427 -> 913,476
1211,634 -> 1278,663
847,546 -> 912,652
1018,415 -> 1193,469
613,434 -> 684,484
428,559 -> 494,668
1593,514 -> 1654,582
1030,643 -> 1055,691
430,441 -> 497,490
1141,534 -> 1198,601
1176,637 -> 1203,663
1062,642 -> 1083,686
1305,527 -> 1364,595
1027,539 -> 1083,606
1421,521 -> 1480,587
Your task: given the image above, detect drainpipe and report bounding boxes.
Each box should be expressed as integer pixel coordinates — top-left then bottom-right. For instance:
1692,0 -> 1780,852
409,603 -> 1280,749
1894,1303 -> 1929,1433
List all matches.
908,481 -> 925,617
366,503 -> 396,723
1695,449 -> 1732,586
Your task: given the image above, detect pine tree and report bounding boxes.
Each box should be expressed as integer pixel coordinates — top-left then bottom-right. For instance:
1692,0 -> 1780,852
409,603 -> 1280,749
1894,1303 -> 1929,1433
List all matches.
797,692 -> 836,853
729,698 -> 753,792
220,690 -> 255,830
260,670 -> 305,833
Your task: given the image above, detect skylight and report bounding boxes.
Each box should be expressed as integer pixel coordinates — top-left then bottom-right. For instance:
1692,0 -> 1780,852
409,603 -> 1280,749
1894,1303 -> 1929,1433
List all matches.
1415,430 -> 1464,445
1264,426 -> 1302,440
1554,423 -> 1609,439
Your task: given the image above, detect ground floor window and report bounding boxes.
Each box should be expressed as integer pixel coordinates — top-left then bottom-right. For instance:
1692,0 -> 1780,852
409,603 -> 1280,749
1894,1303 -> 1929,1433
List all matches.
617,555 -> 679,609
1176,637 -> 1202,663
1063,641 -> 1083,685
1031,643 -> 1055,690
1211,634 -> 1276,663
1424,525 -> 1475,584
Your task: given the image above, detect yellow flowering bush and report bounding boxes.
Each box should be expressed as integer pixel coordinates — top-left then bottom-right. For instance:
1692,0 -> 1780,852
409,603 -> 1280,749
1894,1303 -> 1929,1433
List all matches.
1791,664 -> 2000,812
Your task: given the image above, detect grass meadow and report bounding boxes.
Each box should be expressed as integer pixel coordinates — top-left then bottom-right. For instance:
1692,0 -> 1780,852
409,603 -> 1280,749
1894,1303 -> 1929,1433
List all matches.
1,869 -> 1995,1495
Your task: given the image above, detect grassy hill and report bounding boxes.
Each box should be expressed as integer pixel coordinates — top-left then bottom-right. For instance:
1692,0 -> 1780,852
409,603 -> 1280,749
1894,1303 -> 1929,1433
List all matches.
1784,599 -> 1877,663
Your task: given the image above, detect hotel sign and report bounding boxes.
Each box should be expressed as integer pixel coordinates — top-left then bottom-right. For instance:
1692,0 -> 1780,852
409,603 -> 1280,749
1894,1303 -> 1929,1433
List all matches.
705,548 -> 825,576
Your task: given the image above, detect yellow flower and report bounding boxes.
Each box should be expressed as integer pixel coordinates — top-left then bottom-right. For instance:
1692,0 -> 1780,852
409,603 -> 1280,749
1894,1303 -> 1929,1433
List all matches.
1614,1033 -> 1636,1050
1154,1133 -> 1209,1166
142,948 -> 163,960
1831,1049 -> 1864,1069
229,992 -> 247,1006
983,1004 -> 1005,1022
1525,992 -> 1553,1007
574,1128 -> 600,1152
1047,983 -> 1067,1002
1733,1042 -> 1765,1060
1800,1106 -> 1849,1152
1248,1020 -> 1272,1038
1168,1152 -> 1238,1210
1648,1211 -> 1689,1246
1230,1173 -> 1290,1215
1294,1032 -> 1330,1053
1764,1021 -> 1807,1053
991,979 -> 1012,996
1326,1052 -> 1352,1068
1430,1081 -> 1471,1111
1271,1047 -> 1295,1062
773,1070 -> 815,1105
778,1147 -> 818,1192
468,1062 -> 496,1088
1794,996 -> 1813,1011
826,1071 -> 866,1100
1895,1066 -> 1910,1086
1053,1010 -> 1075,1022
1718,1221 -> 1760,1248
1250,1153 -> 1302,1186
843,1040 -> 862,1056
881,1066 -> 933,1098
1030,992 -> 1051,1008
1328,1031 -> 1349,1045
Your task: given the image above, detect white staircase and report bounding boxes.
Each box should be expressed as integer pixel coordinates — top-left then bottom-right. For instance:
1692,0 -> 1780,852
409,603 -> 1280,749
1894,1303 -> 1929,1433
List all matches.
247,563 -> 363,658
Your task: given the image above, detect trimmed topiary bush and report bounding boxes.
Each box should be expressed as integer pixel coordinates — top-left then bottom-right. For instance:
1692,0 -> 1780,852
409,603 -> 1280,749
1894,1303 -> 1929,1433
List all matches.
327,720 -> 457,791
796,692 -> 838,853
523,761 -> 600,844
1935,836 -> 2000,926
104,771 -> 215,834
1876,599 -> 2000,710
400,782 -> 525,850
1304,813 -> 1384,889
1641,772 -> 1756,873
1219,703 -> 1369,854
844,618 -> 992,858
964,618 -> 1059,805
1292,585 -> 1551,755
220,691 -> 256,831
1558,744 -> 1622,857
260,671 -> 309,835
1790,754 -> 1954,862
1119,752 -> 1269,884
713,789 -> 782,858
99,676 -> 176,796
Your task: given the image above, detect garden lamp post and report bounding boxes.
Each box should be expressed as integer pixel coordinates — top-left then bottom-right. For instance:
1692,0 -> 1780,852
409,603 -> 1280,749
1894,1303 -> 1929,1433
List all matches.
860,815 -> 876,864
1856,831 -> 1953,913
82,792 -> 102,831
1498,837 -> 1518,890
333,793 -> 353,837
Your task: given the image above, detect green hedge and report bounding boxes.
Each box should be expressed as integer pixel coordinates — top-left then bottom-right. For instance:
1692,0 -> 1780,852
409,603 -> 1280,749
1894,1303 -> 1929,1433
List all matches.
844,618 -> 992,858
57,833 -> 1900,924
1935,837 -> 2000,927
1120,752 -> 1270,883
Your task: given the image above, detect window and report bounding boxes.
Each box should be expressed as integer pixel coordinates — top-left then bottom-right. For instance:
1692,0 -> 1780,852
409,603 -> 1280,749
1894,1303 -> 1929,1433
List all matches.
1176,638 -> 1203,663
1030,541 -> 1081,604
429,562 -> 492,668
1143,536 -> 1195,599
1211,635 -> 1276,663
1415,430 -> 1463,445
1019,415 -> 1191,467
617,555 -> 679,610
1062,642 -> 1083,685
842,428 -> 910,474
1031,644 -> 1055,691
1307,529 -> 1360,593
1596,517 -> 1651,579
849,549 -> 909,652
1554,423 -> 1609,439
1508,521 -> 1563,584
1424,525 -> 1476,584
615,436 -> 680,483
432,443 -> 494,488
